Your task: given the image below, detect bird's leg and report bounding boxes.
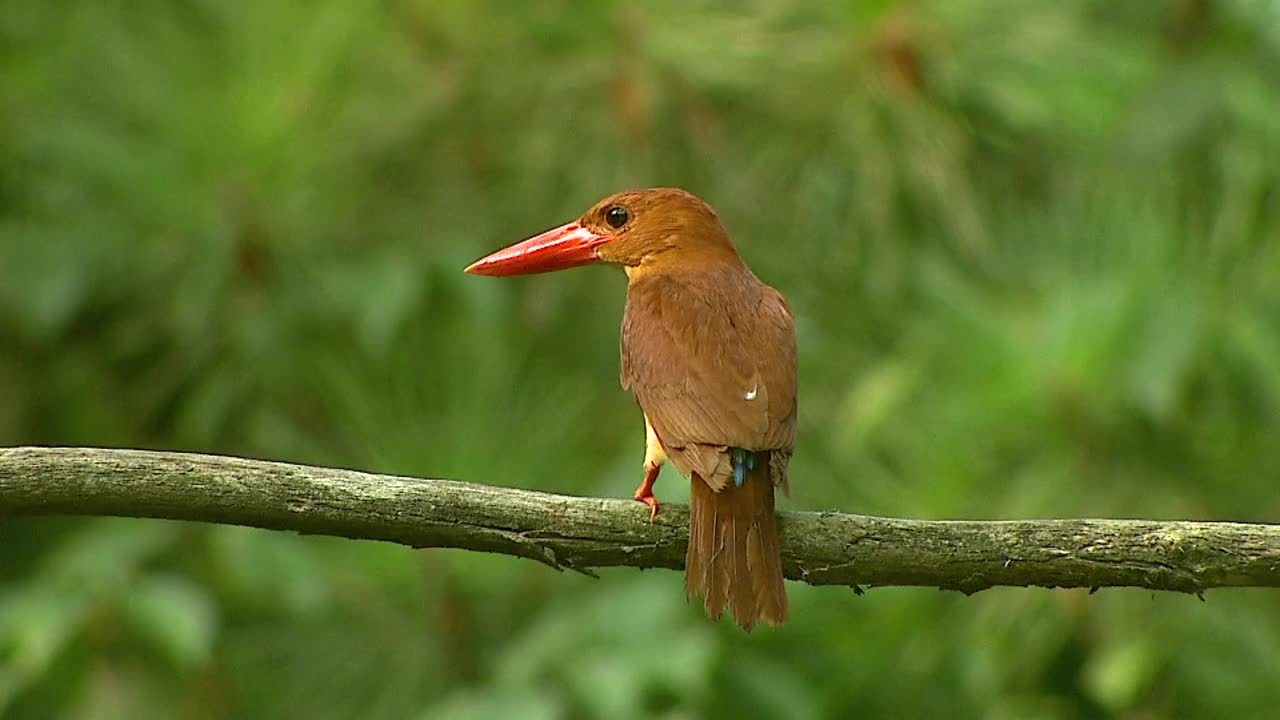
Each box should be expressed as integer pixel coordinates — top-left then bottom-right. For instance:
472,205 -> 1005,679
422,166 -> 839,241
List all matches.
633,463 -> 662,521
635,415 -> 666,521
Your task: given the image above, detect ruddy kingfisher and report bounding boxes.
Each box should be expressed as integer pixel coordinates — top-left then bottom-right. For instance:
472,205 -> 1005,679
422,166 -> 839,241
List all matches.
465,188 -> 796,630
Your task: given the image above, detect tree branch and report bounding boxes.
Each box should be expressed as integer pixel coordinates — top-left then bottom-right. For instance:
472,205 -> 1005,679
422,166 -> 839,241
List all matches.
1,446 -> 1277,595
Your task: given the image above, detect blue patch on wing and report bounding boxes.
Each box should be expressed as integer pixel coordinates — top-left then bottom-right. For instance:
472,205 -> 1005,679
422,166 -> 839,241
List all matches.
730,447 -> 758,487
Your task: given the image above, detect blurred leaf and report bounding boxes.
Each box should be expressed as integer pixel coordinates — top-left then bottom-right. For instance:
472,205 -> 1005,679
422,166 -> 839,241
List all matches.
1082,635 -> 1157,714
419,689 -> 561,720
492,576 -> 716,719
206,527 -> 332,615
0,585 -> 91,678
123,574 -> 218,671
1122,287 -> 1200,421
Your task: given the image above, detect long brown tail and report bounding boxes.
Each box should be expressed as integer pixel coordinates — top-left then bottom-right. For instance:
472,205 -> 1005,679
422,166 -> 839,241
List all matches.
685,462 -> 788,630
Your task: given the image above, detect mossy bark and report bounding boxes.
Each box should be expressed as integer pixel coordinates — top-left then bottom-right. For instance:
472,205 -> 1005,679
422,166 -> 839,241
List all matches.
3,447 -> 1278,595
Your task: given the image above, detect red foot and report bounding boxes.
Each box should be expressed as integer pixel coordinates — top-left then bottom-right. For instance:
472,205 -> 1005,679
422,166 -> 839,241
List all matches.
633,465 -> 661,521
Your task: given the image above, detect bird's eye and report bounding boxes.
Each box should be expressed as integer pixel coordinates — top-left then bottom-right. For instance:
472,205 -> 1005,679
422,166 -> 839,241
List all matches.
605,205 -> 630,229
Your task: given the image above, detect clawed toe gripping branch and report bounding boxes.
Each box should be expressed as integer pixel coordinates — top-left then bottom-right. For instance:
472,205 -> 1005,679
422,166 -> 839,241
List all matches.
3,447 -> 1279,595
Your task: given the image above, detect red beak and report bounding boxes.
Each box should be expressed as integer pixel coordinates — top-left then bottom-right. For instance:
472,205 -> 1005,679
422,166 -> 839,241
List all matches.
464,222 -> 612,276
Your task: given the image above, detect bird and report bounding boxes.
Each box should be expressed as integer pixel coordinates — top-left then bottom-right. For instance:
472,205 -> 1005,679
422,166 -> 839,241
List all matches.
465,188 -> 796,630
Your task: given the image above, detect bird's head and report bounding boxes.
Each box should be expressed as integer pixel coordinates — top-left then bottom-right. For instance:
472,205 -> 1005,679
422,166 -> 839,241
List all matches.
465,188 -> 742,278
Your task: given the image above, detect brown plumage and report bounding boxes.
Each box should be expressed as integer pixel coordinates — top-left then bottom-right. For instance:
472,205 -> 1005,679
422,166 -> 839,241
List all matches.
686,461 -> 789,628
465,188 -> 797,630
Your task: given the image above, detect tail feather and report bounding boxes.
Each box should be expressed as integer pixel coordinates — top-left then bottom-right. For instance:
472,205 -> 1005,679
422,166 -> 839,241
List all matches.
685,461 -> 788,630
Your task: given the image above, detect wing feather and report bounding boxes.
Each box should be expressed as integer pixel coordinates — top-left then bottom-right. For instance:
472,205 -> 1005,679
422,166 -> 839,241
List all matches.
620,268 -> 797,490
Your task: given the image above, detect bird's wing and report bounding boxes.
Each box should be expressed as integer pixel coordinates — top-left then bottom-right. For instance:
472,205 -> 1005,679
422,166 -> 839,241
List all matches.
621,272 -> 797,491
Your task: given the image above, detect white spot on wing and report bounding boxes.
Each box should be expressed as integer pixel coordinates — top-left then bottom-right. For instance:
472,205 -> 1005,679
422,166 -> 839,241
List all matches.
744,384 -> 758,401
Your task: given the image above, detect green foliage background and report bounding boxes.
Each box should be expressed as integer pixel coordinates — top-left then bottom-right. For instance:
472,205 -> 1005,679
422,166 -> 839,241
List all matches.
3,1 -> 1279,718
